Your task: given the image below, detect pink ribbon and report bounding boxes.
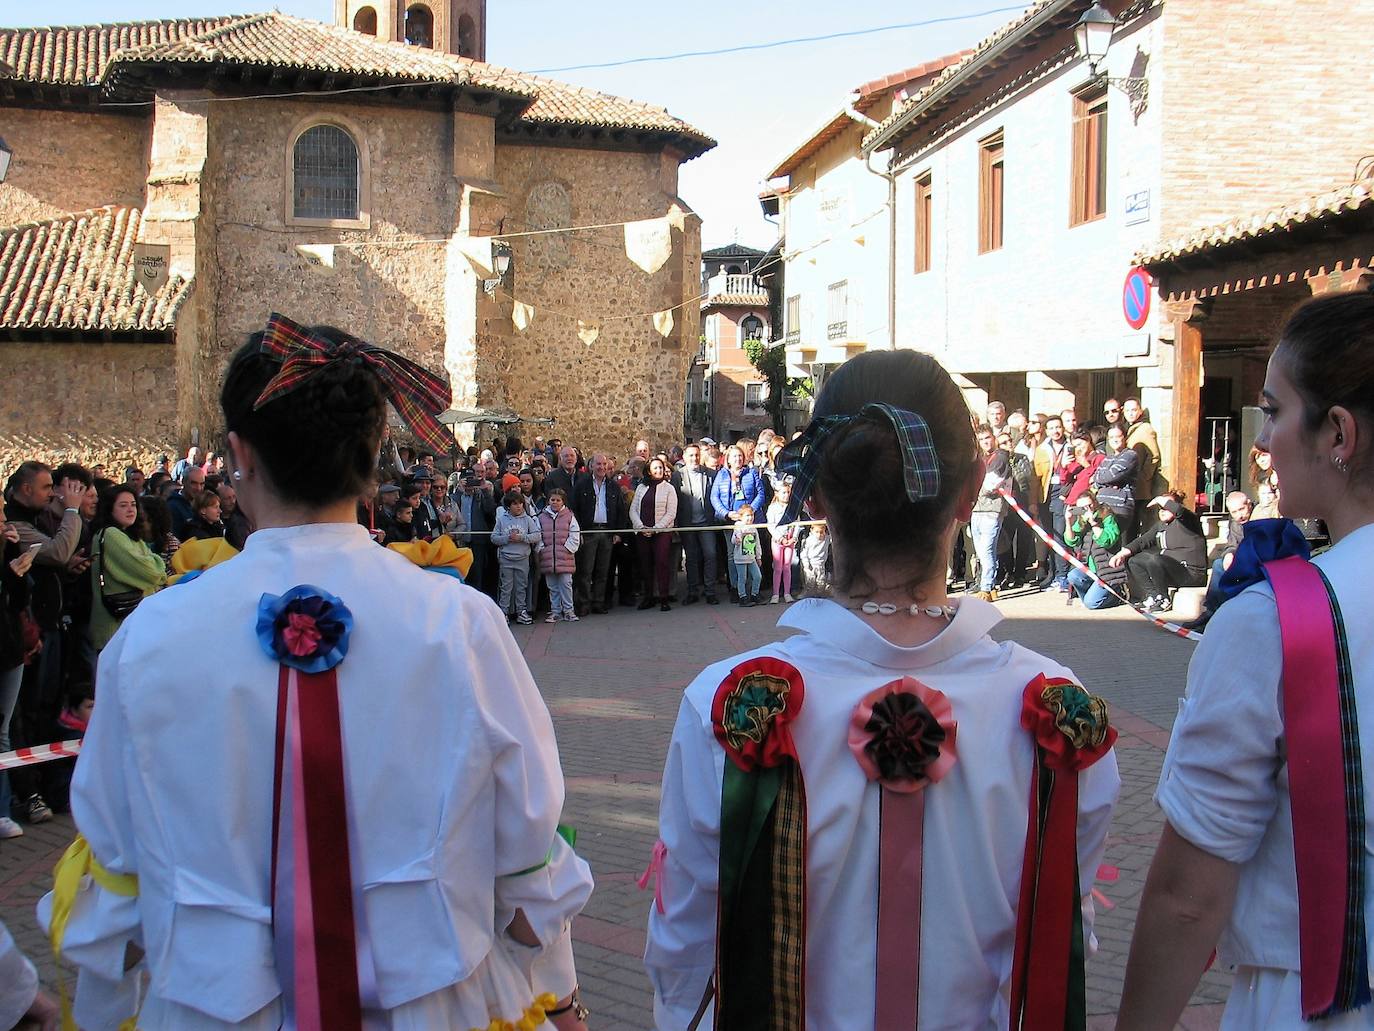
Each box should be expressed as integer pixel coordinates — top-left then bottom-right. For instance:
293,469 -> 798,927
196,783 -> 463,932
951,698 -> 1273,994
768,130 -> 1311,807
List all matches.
848,678 -> 957,1031
637,840 -> 668,914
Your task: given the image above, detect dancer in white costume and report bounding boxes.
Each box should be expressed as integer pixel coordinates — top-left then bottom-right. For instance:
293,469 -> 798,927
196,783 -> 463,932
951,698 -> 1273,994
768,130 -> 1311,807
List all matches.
1121,293 -> 1374,1029
40,315 -> 593,1030
646,349 -> 1120,1030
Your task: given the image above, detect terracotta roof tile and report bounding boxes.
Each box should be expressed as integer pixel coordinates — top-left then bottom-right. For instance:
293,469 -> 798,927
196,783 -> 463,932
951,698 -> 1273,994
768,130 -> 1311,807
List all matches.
1136,178 -> 1374,266
863,0 -> 1063,150
0,15 -> 714,152
0,16 -> 242,85
702,292 -> 769,308
0,206 -> 192,332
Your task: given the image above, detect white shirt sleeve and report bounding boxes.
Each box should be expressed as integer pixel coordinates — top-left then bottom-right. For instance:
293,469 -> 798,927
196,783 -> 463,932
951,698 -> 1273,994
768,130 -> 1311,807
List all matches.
471,597 -> 593,999
645,695 -> 723,1030
36,628 -> 144,1028
1156,588 -> 1285,863
0,919 -> 38,1030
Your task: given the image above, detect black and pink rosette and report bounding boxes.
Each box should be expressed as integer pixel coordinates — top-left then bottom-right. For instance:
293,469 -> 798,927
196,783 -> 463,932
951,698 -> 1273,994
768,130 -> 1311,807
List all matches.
848,677 -> 958,1030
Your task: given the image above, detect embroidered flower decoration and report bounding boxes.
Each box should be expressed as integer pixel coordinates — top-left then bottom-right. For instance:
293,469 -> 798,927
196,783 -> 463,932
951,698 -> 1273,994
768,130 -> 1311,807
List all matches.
256,585 -> 353,673
711,658 -> 806,772
1021,673 -> 1116,771
849,677 -> 958,792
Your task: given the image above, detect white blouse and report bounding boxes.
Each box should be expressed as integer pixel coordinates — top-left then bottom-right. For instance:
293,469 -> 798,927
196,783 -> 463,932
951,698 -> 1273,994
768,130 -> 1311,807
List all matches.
40,523 -> 592,1030
646,597 -> 1120,1030
1158,522 -> 1374,1023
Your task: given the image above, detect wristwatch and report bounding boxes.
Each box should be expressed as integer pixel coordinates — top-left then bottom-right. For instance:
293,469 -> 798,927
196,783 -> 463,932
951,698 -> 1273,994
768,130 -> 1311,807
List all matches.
546,986 -> 590,1022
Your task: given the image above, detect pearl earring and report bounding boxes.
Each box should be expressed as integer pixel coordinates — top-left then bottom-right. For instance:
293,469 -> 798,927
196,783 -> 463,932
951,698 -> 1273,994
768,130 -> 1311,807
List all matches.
233,470 -> 243,481
1333,455 -> 1350,474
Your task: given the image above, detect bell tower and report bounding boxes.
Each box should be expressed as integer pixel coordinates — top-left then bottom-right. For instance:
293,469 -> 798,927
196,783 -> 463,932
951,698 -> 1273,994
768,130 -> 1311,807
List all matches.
336,0 -> 486,62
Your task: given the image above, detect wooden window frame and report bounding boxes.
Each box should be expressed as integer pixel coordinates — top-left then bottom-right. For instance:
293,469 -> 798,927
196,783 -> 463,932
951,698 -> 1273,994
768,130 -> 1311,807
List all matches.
1071,84 -> 1109,226
284,114 -> 371,229
827,280 -> 849,340
978,131 -> 1004,254
914,173 -> 933,274
785,294 -> 801,342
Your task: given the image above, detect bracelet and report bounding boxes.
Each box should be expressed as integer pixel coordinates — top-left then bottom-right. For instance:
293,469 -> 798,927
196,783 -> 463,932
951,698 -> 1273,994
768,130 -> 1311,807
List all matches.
546,987 -> 589,1021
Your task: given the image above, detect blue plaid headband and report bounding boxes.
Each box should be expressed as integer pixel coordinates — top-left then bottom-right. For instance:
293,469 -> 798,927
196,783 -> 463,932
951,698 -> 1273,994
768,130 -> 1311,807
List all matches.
775,402 -> 942,525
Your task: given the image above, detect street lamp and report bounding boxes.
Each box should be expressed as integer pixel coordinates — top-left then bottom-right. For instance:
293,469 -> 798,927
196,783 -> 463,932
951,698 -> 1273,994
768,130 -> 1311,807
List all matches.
1073,3 -> 1116,76
1073,3 -> 1149,114
483,240 -> 513,296
0,137 -> 12,184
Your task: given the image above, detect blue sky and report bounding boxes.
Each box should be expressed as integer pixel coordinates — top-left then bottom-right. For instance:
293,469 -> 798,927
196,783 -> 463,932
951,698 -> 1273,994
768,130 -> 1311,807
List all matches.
3,1 -> 1029,247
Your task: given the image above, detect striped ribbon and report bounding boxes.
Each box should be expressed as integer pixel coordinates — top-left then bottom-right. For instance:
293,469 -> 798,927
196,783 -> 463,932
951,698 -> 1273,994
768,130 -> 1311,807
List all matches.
0,740 -> 82,770
996,489 -> 1202,642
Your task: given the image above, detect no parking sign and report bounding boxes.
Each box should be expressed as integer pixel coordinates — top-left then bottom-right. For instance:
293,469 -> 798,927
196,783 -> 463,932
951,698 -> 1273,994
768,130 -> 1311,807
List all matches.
1122,266 -> 1152,330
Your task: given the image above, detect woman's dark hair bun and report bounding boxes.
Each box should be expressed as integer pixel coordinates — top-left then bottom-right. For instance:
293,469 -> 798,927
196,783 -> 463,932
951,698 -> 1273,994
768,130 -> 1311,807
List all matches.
220,325 -> 387,506
809,350 -> 978,600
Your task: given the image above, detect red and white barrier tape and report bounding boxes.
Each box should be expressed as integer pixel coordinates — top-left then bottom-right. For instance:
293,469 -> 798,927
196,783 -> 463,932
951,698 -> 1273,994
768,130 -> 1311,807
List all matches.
996,489 -> 1202,642
0,740 -> 83,771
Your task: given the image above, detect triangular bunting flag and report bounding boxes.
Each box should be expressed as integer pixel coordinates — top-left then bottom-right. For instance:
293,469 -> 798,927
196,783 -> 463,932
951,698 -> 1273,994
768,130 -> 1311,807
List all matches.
295,244 -> 336,271
666,203 -> 688,233
577,320 -> 600,347
652,309 -> 674,338
455,235 -> 494,276
624,217 -> 673,274
513,301 -> 535,332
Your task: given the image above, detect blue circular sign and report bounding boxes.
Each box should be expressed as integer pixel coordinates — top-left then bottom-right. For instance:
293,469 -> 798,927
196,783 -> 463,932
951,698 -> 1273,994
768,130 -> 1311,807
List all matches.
1123,267 -> 1151,330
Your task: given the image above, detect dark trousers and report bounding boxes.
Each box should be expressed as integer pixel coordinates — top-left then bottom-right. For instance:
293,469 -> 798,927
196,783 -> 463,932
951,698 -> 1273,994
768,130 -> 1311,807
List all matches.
1041,498 -> 1069,583
9,628 -> 63,809
576,528 -> 615,612
1126,551 -> 1207,601
682,526 -> 718,598
636,533 -> 673,598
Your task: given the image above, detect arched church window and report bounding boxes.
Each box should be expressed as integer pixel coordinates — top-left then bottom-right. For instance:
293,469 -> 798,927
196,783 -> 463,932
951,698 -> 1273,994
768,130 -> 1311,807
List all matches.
457,13 -> 477,58
405,4 -> 434,47
352,6 -> 377,35
292,124 -> 360,221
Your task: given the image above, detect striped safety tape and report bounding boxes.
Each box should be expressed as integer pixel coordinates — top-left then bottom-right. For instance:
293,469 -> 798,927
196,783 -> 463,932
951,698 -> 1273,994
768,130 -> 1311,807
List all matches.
0,740 -> 83,771
996,488 -> 1202,643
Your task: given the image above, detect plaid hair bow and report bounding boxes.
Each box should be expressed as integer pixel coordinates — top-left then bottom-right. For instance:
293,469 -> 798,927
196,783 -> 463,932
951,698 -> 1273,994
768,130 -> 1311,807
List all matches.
254,313 -> 453,454
775,402 -> 941,525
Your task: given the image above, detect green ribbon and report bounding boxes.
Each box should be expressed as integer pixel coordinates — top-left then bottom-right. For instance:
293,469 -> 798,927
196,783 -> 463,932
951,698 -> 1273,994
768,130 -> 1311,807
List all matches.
503,823 -> 577,878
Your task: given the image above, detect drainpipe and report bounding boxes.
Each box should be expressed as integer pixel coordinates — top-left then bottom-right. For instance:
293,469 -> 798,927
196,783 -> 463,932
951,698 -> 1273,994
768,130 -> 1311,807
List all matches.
846,98 -> 897,351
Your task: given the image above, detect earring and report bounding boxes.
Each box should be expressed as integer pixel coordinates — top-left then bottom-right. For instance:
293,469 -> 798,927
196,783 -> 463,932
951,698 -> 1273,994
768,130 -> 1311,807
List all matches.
233,470 -> 243,481
1333,455 -> 1350,474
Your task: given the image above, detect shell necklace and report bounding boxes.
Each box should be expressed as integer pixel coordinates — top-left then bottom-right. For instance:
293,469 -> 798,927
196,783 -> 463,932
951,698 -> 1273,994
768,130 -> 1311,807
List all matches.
850,601 -> 955,619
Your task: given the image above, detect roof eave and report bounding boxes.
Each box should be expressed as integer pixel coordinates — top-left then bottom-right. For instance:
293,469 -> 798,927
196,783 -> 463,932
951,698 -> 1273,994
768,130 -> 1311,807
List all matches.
862,0 -> 1078,155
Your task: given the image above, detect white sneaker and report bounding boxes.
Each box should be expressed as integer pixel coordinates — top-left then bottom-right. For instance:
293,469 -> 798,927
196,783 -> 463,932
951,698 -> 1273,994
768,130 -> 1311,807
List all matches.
564,612 -> 580,622
769,595 -> 780,605
0,816 -> 22,839
783,593 -> 795,603
545,613 -> 559,623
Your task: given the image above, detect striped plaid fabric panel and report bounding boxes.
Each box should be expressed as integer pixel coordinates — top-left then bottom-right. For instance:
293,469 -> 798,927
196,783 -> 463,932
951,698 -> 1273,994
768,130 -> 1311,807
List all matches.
255,312 -> 453,454
769,763 -> 807,1030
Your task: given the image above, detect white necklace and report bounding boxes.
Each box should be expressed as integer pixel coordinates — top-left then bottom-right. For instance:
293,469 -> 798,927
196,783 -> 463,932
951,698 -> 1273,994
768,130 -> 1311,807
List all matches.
850,601 -> 955,619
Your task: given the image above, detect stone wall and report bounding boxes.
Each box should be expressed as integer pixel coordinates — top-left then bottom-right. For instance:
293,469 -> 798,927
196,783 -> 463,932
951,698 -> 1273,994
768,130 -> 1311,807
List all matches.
0,108 -> 149,226
475,143 -> 700,457
190,96 -> 459,446
0,343 -> 177,475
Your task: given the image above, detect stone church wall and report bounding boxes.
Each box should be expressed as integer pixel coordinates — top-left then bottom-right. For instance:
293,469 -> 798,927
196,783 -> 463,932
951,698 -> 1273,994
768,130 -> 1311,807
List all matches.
0,108 -> 149,226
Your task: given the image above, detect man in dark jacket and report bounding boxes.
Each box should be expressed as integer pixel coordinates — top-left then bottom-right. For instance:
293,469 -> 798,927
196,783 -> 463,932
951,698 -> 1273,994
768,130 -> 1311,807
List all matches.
676,444 -> 719,605
1180,490 -> 1254,632
544,447 -> 581,501
572,453 -> 628,615
1108,493 -> 1207,613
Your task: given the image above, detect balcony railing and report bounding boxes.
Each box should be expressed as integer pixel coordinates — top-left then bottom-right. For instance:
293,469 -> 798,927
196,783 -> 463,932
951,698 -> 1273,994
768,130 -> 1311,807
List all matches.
706,272 -> 763,298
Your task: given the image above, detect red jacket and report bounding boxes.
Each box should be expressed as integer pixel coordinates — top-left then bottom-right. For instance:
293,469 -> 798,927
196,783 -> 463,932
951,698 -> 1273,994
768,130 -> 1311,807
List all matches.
1064,452 -> 1105,506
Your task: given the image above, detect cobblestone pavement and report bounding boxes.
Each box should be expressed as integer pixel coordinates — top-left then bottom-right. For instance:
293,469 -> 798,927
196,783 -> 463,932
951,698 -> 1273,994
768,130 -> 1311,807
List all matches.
1,583 -> 1232,1029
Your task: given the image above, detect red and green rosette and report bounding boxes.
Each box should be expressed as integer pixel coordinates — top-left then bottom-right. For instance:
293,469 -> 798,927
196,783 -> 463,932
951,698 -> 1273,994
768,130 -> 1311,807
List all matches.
1010,674 -> 1117,1031
710,656 -> 807,1030
848,677 -> 958,1031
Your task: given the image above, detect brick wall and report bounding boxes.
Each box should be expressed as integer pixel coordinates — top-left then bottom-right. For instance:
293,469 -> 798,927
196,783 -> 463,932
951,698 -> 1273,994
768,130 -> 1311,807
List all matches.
0,343 -> 177,474
0,108 -> 149,226
1161,0 -> 1374,237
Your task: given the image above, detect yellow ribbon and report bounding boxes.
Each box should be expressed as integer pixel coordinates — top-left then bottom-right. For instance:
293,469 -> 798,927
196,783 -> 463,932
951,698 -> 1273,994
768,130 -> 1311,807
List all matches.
471,992 -> 559,1031
167,537 -> 240,585
50,834 -> 140,1030
387,536 -> 474,580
